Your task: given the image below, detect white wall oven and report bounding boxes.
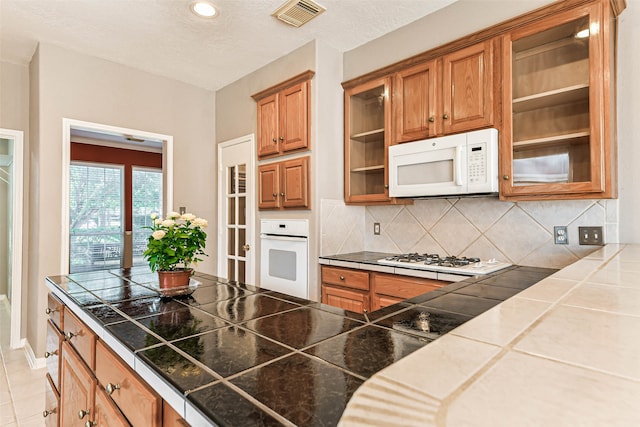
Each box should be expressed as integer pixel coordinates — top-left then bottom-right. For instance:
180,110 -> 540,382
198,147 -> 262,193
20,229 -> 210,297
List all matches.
259,219 -> 309,299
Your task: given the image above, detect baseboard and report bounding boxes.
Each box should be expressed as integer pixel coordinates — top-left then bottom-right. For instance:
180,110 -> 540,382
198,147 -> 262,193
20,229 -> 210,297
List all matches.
24,339 -> 46,370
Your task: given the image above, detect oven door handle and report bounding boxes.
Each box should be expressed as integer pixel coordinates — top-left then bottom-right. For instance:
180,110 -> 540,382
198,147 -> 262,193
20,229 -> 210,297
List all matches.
260,234 -> 307,242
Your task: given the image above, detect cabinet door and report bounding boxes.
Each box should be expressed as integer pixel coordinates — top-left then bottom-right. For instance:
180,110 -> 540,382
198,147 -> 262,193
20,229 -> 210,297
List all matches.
258,163 -> 280,209
45,319 -> 63,392
93,387 -> 131,427
257,93 -> 280,158
344,76 -> 392,204
60,342 -> 95,427
44,373 -> 60,427
500,3 -> 615,199
281,156 -> 309,209
280,81 -> 310,153
393,60 -> 439,143
63,308 -> 97,370
322,285 -> 370,314
163,401 -> 190,427
371,294 -> 404,312
442,40 -> 495,134
95,340 -> 162,427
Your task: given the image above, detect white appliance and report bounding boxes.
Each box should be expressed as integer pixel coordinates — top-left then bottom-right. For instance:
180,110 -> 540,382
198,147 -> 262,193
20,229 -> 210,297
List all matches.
389,128 -> 499,198
378,254 -> 511,276
259,219 -> 309,299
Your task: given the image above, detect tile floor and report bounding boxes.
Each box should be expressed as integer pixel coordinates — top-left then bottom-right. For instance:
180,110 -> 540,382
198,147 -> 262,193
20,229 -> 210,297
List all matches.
0,300 -> 47,427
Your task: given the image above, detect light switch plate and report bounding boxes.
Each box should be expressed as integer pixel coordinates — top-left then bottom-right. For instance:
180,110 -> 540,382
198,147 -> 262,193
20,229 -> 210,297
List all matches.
373,222 -> 380,235
579,226 -> 604,245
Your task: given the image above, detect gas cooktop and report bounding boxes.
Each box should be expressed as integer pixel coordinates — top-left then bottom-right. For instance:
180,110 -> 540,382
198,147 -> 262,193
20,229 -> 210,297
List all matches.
378,253 -> 512,275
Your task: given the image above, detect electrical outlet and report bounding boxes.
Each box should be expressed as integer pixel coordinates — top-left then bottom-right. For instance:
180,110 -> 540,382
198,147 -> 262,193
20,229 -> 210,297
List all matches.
554,226 -> 568,244
373,222 -> 381,235
579,226 -> 604,245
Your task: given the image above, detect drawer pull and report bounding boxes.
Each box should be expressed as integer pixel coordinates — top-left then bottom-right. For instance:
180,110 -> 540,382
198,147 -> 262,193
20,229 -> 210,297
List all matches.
85,421 -> 97,427
43,408 -> 57,418
78,409 -> 90,419
45,307 -> 58,315
339,275 -> 345,280
105,382 -> 121,395
272,138 -> 277,143
65,331 -> 76,341
44,350 -> 58,358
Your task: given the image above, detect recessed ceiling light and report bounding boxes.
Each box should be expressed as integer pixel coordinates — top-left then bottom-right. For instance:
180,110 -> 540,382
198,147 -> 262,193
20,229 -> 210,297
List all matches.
190,1 -> 217,18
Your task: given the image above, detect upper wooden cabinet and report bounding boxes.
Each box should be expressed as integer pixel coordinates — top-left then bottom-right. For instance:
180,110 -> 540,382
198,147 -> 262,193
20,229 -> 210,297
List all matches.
500,0 -> 620,200
253,71 -> 314,159
258,156 -> 310,210
393,39 -> 497,143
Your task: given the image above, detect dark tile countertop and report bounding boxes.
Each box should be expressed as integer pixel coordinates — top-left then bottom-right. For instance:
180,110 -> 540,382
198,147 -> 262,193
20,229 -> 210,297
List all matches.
46,260 -> 556,427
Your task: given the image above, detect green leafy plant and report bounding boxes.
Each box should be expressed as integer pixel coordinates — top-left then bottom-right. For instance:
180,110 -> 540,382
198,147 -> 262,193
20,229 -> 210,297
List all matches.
143,212 -> 208,272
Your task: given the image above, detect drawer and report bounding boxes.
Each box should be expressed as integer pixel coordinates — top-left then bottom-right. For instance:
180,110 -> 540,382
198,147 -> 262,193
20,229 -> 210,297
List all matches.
163,400 -> 190,427
95,339 -> 162,427
372,272 -> 448,299
44,373 -> 60,427
46,293 -> 64,330
45,319 -> 63,392
63,308 -> 96,370
321,266 -> 369,291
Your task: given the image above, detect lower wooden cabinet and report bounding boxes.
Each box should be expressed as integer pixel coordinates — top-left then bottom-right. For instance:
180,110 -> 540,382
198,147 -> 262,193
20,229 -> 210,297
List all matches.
322,285 -> 370,313
95,340 -> 162,427
258,156 -> 310,210
60,341 -> 96,427
44,373 -> 60,427
47,292 -> 189,427
321,265 -> 450,313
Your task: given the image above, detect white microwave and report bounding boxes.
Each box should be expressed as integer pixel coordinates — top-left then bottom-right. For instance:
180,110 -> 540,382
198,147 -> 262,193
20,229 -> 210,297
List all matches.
389,128 -> 499,198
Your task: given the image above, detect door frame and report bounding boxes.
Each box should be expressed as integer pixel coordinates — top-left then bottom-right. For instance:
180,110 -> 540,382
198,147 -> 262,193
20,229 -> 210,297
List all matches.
0,128 -> 24,349
217,134 -> 256,284
62,119 -> 173,274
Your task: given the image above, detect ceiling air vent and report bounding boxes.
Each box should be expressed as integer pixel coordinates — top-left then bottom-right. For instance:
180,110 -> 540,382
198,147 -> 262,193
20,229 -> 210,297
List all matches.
272,0 -> 326,28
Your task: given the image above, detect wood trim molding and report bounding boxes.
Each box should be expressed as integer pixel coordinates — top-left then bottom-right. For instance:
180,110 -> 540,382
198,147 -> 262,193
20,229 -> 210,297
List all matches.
342,0 -> 626,89
251,70 -> 315,101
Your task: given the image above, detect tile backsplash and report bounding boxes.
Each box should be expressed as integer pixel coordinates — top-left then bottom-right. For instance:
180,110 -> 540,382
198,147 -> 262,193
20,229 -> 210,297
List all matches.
321,197 -> 619,269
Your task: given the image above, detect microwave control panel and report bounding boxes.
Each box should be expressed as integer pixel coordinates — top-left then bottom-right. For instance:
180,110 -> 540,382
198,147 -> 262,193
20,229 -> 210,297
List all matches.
468,143 -> 487,184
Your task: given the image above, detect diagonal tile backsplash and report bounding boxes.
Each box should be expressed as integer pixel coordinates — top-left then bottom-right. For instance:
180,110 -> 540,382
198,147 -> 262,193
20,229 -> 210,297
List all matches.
321,197 -> 619,269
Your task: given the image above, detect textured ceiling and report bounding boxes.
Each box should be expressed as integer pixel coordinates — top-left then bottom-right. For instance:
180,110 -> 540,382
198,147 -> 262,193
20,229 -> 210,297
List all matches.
0,0 -> 457,91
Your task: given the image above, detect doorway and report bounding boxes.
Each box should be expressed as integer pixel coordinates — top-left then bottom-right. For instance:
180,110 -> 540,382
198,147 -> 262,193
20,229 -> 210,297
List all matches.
0,128 -> 24,349
62,119 -> 173,274
218,135 -> 256,284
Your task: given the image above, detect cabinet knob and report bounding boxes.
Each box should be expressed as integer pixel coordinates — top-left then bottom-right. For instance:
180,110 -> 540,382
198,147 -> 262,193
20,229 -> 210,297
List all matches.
85,421 -> 97,427
502,175 -> 510,180
279,136 -> 284,141
339,275 -> 345,280
43,409 -> 57,418
105,382 -> 121,395
384,184 -> 389,189
44,350 -> 58,358
78,409 -> 90,420
443,114 -> 449,120
64,331 -> 76,341
272,138 -> 277,143
428,116 -> 435,123
45,307 -> 57,315
280,192 -> 285,197
272,193 -> 277,198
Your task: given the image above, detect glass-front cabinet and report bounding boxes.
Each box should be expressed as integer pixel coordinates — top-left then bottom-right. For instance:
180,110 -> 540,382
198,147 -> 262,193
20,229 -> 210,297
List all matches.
344,77 -> 392,204
500,1 -> 617,200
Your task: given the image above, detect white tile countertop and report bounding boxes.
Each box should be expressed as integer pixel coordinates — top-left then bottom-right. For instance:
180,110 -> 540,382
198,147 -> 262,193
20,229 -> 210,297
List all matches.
338,244 -> 640,426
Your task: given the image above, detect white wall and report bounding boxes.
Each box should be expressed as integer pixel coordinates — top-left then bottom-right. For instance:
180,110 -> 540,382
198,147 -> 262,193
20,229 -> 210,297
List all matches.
27,43 -> 216,356
617,0 -> 640,243
216,41 -> 347,301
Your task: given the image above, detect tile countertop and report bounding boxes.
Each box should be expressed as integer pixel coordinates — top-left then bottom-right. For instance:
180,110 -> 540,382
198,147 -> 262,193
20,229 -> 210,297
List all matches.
46,260 -> 556,426
339,244 -> 640,427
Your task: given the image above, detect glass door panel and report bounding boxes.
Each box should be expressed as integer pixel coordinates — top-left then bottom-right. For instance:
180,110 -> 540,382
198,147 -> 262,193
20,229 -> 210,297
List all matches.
225,164 -> 247,282
69,164 -> 123,273
132,168 -> 163,266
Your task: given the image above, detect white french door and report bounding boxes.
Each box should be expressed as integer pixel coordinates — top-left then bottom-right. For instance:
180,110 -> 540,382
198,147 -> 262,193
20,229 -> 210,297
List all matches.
218,135 -> 256,284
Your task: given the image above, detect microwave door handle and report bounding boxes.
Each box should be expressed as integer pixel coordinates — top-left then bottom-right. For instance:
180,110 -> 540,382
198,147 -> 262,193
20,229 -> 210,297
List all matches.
455,146 -> 465,186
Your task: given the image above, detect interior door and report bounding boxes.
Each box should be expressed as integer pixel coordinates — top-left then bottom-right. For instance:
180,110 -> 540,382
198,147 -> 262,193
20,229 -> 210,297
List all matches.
218,135 -> 255,284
